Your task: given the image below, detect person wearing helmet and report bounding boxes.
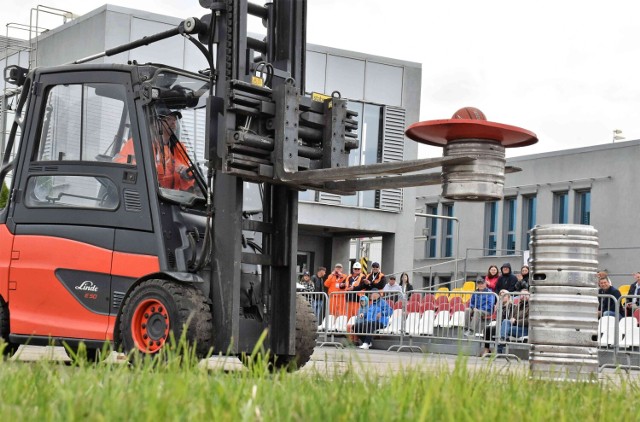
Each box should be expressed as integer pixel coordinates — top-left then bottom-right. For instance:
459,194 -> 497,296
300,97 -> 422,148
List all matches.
152,106 -> 195,191
345,262 -> 365,318
114,104 -> 195,192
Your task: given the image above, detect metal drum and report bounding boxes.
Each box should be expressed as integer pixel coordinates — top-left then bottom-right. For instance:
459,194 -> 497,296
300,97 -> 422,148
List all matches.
528,224 -> 599,381
530,285 -> 598,296
441,139 -> 505,201
529,295 -> 599,320
530,345 -> 599,382
530,224 -> 599,282
528,324 -> 598,346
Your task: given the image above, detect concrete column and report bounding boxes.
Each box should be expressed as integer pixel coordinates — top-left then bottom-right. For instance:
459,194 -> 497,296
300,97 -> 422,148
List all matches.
331,236 -> 350,268
381,233 -> 396,275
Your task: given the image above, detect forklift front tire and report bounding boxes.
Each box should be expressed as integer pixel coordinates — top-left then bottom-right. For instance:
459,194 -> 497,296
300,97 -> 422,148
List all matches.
119,279 -> 213,359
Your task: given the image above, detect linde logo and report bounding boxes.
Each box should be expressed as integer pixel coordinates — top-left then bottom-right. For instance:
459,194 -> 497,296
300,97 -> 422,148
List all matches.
75,281 -> 99,292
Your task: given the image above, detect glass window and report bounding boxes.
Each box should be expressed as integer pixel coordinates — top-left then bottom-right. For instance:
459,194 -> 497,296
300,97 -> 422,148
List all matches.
576,190 -> 591,225
145,71 -> 210,202
425,204 -> 438,258
325,55 -> 365,100
340,102 -> 382,208
553,191 -> 569,224
364,62 -> 403,107
442,203 -> 454,258
503,197 -> 517,255
522,195 -> 537,249
36,84 -> 131,164
298,189 -> 316,202
0,179 -> 9,210
485,201 -> 498,256
1,84 -> 29,208
360,103 -> 382,208
25,175 -> 118,210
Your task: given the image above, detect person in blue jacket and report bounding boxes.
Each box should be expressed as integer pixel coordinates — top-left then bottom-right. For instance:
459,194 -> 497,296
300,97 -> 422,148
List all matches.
463,278 -> 496,336
352,288 -> 393,350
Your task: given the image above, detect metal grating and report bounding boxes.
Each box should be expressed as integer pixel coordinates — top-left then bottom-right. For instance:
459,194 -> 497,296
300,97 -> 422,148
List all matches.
318,191 -> 341,205
123,189 -> 142,212
112,290 -> 126,311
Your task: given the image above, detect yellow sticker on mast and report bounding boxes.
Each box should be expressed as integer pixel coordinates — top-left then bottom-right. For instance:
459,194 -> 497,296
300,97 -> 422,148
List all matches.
311,92 -> 333,108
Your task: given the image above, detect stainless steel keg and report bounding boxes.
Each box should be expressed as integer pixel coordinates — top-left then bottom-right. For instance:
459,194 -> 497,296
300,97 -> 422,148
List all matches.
528,224 -> 599,381
441,139 -> 505,201
529,344 -> 599,382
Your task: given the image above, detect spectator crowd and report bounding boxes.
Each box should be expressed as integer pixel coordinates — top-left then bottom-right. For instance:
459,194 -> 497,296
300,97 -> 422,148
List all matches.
300,260 -> 639,353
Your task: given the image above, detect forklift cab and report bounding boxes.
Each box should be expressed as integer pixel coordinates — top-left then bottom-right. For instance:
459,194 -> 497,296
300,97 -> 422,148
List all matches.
0,64 -> 214,347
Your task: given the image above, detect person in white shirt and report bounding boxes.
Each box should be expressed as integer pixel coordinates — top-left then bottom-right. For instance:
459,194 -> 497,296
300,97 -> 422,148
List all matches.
382,275 -> 404,301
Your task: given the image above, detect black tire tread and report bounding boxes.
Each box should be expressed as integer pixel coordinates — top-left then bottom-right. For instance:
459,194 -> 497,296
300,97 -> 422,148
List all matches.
272,295 -> 318,370
119,279 -> 213,358
0,297 -> 18,358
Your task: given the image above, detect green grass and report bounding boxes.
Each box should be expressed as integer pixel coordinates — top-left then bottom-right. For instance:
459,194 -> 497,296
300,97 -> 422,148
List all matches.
0,345 -> 637,421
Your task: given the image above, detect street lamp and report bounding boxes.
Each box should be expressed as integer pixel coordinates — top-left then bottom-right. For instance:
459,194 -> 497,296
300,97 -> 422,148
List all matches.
613,129 -> 625,143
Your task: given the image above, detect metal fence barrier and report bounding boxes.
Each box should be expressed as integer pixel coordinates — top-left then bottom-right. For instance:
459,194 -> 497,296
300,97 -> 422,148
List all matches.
301,289 -> 532,356
297,292 -> 341,348
300,289 -> 640,371
596,294 -> 640,372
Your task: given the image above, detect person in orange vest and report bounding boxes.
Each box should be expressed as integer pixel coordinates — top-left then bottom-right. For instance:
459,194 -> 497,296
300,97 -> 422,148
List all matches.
361,262 -> 387,291
115,106 -> 195,192
345,262 -> 365,318
324,263 -> 348,316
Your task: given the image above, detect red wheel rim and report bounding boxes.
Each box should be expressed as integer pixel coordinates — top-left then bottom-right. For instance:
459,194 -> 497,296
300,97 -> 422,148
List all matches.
131,299 -> 170,353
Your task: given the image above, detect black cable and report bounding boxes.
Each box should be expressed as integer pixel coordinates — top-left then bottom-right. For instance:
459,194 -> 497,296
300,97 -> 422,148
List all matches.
191,165 -> 215,272
207,12 -> 217,95
184,33 -> 213,73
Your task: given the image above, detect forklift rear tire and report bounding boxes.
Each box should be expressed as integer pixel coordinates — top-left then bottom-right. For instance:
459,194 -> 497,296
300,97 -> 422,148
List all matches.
119,279 -> 213,360
270,294 -> 318,371
0,297 -> 18,359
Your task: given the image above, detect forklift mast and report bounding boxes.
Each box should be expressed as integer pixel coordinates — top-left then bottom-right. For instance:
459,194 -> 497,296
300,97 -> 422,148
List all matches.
199,0 -> 371,355
202,0 -> 316,355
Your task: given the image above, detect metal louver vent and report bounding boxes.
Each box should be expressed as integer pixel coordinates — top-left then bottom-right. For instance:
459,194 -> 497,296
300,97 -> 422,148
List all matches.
123,189 -> 142,212
167,251 -> 177,268
112,290 -> 126,310
379,106 -> 405,212
318,191 -> 342,205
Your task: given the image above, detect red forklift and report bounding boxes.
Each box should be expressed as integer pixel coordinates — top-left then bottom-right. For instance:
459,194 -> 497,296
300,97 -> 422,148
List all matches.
0,0 -> 467,367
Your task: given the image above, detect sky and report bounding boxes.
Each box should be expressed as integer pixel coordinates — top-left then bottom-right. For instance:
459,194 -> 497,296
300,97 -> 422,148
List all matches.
3,0 -> 640,158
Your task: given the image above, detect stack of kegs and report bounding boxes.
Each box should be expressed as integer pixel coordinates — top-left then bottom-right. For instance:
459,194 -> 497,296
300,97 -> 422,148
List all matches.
528,224 -> 599,381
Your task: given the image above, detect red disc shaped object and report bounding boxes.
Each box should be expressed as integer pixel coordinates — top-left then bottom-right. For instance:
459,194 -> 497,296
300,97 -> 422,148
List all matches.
405,119 -> 538,148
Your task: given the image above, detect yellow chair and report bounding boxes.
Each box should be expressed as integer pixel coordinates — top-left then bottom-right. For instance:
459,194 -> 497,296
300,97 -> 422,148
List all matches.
435,287 -> 449,298
619,284 -> 631,306
449,288 -> 464,299
462,281 -> 476,291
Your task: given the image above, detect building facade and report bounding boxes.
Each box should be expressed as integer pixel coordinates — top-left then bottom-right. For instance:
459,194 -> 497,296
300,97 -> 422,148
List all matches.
415,140 -> 640,288
1,4 -> 422,278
